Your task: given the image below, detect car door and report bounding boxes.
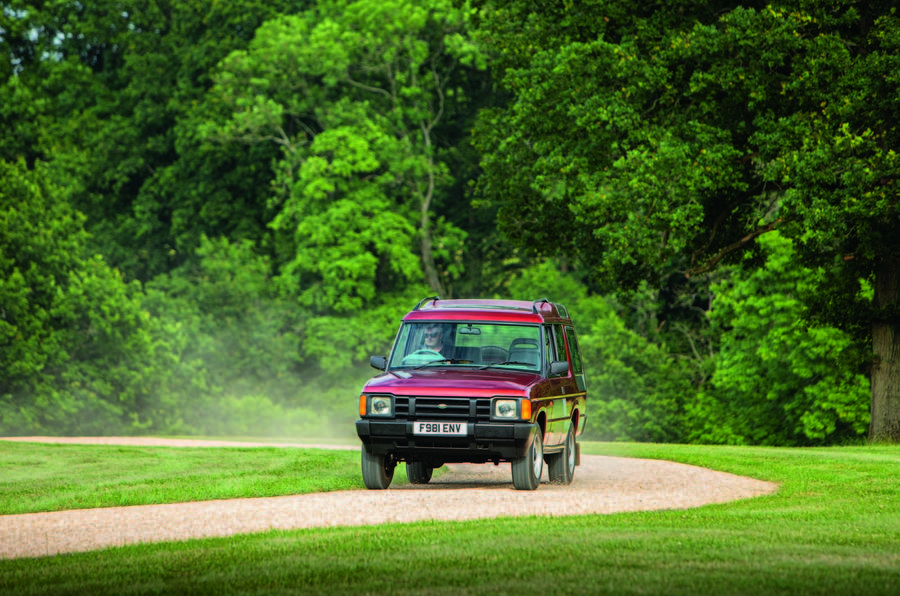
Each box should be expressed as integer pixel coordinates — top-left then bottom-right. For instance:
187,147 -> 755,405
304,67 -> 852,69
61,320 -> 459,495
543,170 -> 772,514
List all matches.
545,324 -> 577,446
563,325 -> 587,437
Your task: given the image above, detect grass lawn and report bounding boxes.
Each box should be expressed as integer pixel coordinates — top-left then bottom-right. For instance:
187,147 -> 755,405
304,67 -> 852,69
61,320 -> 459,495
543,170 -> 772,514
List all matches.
0,440 -> 898,595
0,442 -> 370,515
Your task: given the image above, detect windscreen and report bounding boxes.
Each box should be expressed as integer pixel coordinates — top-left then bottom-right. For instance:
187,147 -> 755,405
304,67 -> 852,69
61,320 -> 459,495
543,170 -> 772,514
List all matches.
388,322 -> 542,371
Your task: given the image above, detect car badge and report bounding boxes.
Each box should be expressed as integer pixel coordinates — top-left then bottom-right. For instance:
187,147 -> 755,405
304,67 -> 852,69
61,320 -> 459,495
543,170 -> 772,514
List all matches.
438,403 -> 448,409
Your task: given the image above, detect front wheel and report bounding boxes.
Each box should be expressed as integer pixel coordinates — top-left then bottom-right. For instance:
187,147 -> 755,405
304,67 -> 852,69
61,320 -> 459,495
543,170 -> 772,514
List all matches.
547,424 -> 576,485
361,447 -> 395,490
511,429 -> 543,490
406,461 -> 433,484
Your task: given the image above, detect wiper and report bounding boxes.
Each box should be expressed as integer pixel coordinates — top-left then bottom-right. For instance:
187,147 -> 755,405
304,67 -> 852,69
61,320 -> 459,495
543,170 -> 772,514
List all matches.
413,358 -> 473,370
478,361 -> 533,370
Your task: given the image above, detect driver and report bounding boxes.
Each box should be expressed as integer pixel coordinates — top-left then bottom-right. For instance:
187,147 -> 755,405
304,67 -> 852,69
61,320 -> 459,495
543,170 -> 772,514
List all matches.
423,324 -> 449,357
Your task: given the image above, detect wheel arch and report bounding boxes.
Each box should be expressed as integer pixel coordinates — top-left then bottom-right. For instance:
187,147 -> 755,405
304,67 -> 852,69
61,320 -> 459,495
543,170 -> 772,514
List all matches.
535,409 -> 547,438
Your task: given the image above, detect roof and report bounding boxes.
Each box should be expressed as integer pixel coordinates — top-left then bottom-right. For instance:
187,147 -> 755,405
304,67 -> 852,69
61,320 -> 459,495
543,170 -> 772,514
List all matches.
402,297 -> 571,324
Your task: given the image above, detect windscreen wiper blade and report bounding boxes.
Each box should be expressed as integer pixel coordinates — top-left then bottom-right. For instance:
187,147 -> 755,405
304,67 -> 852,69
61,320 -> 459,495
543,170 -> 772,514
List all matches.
477,361 -> 533,370
413,358 -> 473,370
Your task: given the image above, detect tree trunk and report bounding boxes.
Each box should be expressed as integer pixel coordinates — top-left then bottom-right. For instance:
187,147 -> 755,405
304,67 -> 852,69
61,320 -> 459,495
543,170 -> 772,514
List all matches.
870,256 -> 900,442
418,144 -> 445,297
420,208 -> 445,297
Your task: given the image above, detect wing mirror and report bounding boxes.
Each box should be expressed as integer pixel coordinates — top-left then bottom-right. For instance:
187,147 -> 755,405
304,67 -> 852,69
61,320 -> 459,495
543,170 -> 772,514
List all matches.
370,356 -> 387,371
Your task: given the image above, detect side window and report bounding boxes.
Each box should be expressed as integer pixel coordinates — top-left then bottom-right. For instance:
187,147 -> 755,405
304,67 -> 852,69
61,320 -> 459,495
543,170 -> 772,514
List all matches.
543,326 -> 553,365
564,327 -> 584,375
552,325 -> 567,363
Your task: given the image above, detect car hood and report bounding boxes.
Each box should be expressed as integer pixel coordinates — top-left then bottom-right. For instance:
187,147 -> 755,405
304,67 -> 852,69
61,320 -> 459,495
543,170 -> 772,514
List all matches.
363,367 -> 541,397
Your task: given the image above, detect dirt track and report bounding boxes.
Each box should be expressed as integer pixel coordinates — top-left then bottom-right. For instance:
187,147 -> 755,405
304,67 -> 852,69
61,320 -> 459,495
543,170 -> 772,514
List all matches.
0,437 -> 778,560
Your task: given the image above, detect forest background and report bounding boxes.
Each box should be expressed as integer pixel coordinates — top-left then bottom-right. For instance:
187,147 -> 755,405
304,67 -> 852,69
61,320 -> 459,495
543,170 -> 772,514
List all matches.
2,0 -> 897,446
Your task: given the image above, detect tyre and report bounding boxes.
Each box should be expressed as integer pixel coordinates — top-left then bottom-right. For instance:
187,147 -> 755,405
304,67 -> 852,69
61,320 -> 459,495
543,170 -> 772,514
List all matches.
361,446 -> 395,490
547,424 -> 576,485
406,461 -> 433,484
511,428 -> 543,490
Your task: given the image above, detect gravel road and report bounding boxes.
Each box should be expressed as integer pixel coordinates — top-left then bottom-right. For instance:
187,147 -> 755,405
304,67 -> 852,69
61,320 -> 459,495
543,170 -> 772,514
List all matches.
0,437 -> 778,560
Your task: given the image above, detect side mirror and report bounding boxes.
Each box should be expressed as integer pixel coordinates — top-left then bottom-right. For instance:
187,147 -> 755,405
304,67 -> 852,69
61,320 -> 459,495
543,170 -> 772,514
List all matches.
370,356 -> 387,371
549,360 -> 570,376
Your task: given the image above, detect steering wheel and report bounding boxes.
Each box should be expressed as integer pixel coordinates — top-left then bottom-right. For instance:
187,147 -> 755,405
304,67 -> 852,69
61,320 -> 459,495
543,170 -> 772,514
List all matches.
401,349 -> 445,365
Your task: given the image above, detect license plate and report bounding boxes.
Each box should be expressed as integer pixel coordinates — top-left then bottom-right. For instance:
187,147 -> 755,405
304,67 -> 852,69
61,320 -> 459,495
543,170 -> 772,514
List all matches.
413,421 -> 467,436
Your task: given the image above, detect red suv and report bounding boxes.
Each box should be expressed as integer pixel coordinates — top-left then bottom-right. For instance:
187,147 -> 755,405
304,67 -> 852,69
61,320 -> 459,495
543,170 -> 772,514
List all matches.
356,297 -> 587,490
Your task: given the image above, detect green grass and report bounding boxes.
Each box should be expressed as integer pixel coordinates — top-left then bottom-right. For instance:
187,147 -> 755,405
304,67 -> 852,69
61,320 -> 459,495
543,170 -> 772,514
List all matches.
1,441 -> 898,595
0,442 -> 376,514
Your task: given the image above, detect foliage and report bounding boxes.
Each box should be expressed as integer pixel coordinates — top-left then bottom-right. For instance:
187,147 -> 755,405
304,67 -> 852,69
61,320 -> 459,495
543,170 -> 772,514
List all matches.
577,299 -> 692,443
1,0 -> 892,443
473,0 -> 900,441
507,250 -> 870,445
0,160 -> 83,393
0,160 -> 170,435
506,262 -> 693,442
145,236 -> 303,401
203,0 -> 485,304
1,0 -> 305,281
142,235 -> 389,435
145,236 -> 335,435
688,234 -> 871,445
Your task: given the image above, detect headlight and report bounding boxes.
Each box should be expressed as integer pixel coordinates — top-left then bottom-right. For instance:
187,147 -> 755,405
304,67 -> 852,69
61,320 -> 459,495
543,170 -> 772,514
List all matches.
494,399 -> 519,419
369,395 -> 392,416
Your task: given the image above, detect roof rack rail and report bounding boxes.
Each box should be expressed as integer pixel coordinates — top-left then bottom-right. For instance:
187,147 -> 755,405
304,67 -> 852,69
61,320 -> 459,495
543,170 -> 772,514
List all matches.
413,296 -> 441,311
531,298 -> 550,314
532,298 -> 570,319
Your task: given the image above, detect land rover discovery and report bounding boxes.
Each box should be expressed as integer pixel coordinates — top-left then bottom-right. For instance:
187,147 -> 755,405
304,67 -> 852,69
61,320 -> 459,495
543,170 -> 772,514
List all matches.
356,297 -> 587,490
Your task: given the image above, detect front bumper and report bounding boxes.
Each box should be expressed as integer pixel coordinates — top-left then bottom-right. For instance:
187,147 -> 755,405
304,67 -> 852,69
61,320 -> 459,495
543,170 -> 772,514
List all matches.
356,419 -> 538,464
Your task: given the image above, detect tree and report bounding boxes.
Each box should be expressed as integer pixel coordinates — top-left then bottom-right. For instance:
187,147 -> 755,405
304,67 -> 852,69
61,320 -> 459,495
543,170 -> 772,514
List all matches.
690,233 -> 870,445
0,0 -> 124,166
0,159 -> 170,435
0,160 -> 85,402
1,0 -> 308,282
203,0 -> 485,304
473,0 -> 900,441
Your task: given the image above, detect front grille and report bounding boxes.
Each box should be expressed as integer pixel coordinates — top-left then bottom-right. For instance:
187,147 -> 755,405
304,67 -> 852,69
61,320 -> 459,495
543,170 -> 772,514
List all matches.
476,400 -> 491,419
392,397 -> 492,422
416,397 -> 469,419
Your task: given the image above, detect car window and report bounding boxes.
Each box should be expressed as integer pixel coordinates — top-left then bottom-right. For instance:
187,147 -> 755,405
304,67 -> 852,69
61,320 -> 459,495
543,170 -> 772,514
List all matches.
552,325 -> 567,363
389,322 -> 542,370
543,325 -> 554,365
564,326 -> 584,375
